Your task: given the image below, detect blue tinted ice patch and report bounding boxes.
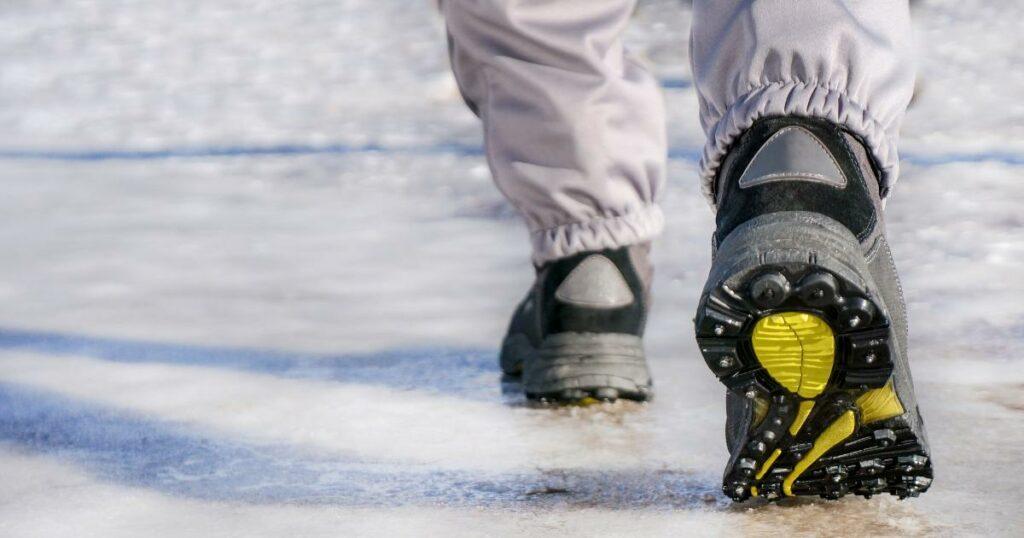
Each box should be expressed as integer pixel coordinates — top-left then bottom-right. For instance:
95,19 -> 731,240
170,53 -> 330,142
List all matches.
0,328 -> 498,400
660,78 -> 693,89
0,382 -> 505,505
901,151 -> 1024,166
2,142 -> 1019,167
0,383 -> 717,508
0,142 -> 487,161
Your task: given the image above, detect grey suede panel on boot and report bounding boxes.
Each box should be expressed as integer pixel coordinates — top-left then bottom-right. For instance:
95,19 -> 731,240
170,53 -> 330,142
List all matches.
737,126 -> 847,189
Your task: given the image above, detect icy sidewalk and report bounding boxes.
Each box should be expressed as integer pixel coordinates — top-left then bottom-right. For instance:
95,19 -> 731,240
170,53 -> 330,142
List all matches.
0,153 -> 1021,536
0,0 -> 1023,536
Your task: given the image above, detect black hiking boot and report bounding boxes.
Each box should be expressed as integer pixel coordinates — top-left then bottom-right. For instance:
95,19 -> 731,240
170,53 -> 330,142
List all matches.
694,117 -> 933,501
501,245 -> 653,403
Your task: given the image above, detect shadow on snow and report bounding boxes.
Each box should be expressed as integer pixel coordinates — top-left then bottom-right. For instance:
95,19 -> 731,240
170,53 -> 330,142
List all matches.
0,382 -> 721,509
0,327 -> 508,401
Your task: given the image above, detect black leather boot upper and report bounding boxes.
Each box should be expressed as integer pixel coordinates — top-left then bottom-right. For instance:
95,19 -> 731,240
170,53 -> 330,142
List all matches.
714,116 -> 885,248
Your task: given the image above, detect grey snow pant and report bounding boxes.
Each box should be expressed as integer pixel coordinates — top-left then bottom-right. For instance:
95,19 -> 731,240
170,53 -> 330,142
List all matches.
442,0 -> 916,263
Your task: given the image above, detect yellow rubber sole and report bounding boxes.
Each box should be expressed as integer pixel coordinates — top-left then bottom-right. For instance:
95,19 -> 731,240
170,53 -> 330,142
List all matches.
747,311 -> 907,498
751,311 -> 840,496
782,410 -> 857,496
751,312 -> 836,399
857,380 -> 904,425
697,261 -> 931,501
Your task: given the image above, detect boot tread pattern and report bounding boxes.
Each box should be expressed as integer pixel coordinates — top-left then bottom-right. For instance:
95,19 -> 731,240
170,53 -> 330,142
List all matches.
696,264 -> 933,501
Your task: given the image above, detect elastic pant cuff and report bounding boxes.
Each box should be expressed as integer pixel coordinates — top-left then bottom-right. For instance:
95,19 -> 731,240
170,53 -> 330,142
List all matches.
699,81 -> 900,208
530,205 -> 664,265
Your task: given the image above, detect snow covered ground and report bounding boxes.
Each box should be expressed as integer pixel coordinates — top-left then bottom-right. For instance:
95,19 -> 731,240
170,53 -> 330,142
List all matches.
0,0 -> 1022,535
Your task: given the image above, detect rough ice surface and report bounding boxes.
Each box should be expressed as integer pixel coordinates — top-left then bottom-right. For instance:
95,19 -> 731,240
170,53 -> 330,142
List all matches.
0,0 -> 1022,536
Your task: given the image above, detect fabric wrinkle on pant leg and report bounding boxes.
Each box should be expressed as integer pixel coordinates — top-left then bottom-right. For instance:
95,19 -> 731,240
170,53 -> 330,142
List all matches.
690,0 -> 916,207
442,0 -> 667,263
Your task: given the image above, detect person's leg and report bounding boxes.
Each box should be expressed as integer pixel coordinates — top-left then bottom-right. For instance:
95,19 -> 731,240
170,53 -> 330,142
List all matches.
690,0 -> 916,205
689,1 -> 933,501
442,0 -> 665,401
443,0 -> 665,262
